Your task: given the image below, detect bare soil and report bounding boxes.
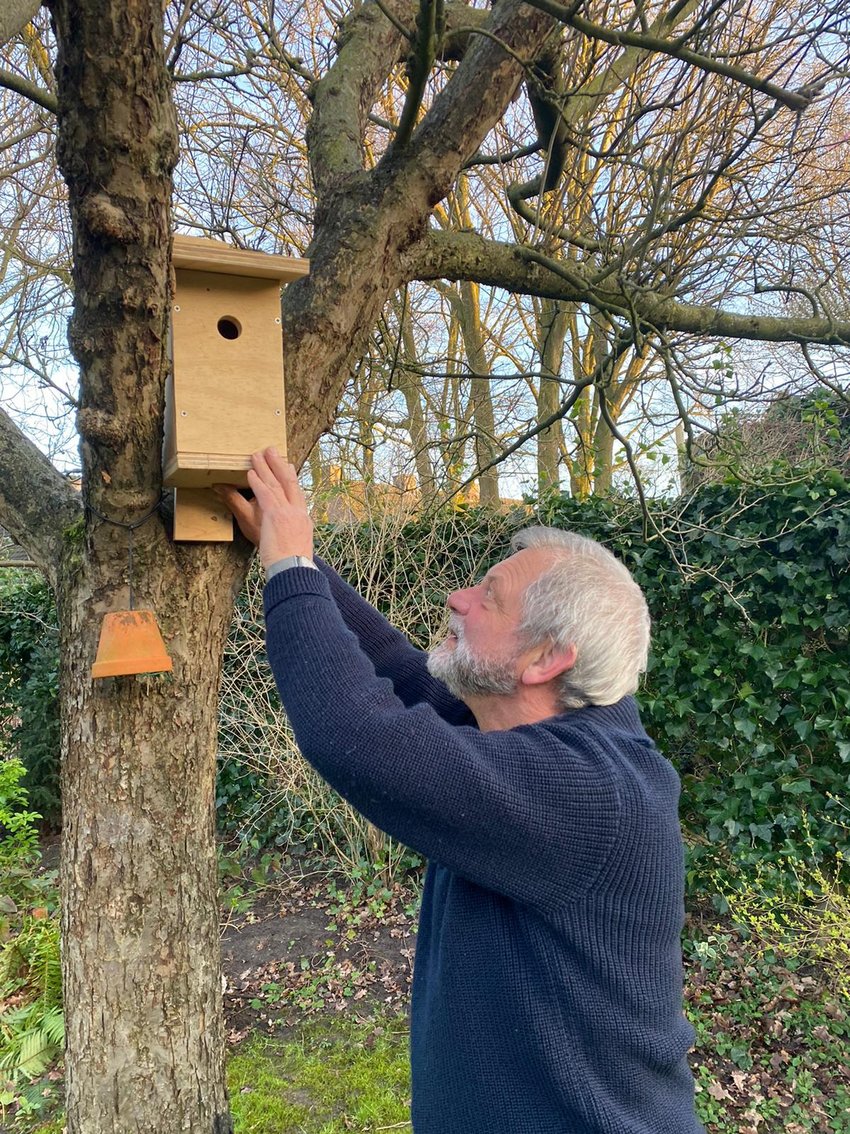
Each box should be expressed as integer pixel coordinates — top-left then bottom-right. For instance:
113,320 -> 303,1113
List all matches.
220,864 -> 418,1043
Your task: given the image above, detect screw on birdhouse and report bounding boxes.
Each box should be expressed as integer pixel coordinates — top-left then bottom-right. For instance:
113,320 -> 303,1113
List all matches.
174,305 -> 181,312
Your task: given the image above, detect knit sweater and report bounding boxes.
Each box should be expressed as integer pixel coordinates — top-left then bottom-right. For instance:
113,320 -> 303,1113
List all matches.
263,561 -> 704,1134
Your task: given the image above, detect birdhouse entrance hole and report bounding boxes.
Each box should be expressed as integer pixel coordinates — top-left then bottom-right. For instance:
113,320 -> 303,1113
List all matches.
217,315 -> 242,340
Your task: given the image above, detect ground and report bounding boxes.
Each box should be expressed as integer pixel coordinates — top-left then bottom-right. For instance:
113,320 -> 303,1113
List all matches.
220,857 -> 419,1042
10,844 -> 850,1133
218,855 -> 850,1134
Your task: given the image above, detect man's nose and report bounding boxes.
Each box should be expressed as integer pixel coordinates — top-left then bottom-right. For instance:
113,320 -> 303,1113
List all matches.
447,588 -> 470,614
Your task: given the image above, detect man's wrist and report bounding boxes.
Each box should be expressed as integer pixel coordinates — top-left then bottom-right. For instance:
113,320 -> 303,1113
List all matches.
266,555 -> 319,581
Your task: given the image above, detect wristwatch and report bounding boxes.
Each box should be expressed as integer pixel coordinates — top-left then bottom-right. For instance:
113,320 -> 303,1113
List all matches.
266,555 -> 319,581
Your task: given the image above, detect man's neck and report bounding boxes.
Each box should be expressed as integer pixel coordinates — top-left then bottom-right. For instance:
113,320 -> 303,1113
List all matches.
465,690 -> 564,733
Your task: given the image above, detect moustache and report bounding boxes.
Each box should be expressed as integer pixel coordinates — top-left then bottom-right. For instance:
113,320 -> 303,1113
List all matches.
437,614 -> 464,643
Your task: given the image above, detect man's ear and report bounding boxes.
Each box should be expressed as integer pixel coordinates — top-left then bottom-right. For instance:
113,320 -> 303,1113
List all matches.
520,642 -> 577,687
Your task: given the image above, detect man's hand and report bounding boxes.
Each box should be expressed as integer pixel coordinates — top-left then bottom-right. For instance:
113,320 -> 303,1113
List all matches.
214,448 -> 314,568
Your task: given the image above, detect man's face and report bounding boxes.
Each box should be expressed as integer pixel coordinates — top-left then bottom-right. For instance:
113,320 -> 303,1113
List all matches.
426,547 -> 553,699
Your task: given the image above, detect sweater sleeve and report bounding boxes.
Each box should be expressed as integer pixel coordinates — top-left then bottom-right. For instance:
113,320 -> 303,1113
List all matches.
314,556 -> 473,726
264,568 -> 621,909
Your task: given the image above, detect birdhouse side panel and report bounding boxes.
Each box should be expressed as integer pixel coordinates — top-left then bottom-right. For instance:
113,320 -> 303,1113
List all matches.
166,270 -> 287,485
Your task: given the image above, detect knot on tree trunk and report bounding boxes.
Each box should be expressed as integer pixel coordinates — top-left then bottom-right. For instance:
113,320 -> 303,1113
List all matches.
79,192 -> 139,244
77,407 -> 129,449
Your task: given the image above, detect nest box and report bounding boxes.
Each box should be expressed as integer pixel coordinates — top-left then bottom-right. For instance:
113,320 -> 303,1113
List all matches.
164,235 -> 310,541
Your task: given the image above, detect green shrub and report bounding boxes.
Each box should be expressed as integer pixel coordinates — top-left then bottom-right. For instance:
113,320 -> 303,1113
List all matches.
0,759 -> 63,1120
717,814 -> 850,1000
0,571 -> 60,822
538,477 -> 849,885
0,758 -> 42,908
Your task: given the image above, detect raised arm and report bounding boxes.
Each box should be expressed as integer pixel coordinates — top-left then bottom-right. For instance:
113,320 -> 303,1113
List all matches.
214,470 -> 473,724
313,556 -> 472,723
263,564 -> 622,909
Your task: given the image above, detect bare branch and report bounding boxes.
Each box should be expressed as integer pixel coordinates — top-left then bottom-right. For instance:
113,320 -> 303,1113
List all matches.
406,230 -> 850,345
0,66 -> 57,113
523,0 -> 817,112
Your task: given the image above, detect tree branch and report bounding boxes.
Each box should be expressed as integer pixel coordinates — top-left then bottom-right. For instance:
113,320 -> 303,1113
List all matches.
404,229 -> 850,345
393,0 -> 444,152
0,0 -> 39,47
522,0 -> 816,112
385,0 -> 559,202
0,66 -> 57,113
0,407 -> 82,587
307,0 -> 411,196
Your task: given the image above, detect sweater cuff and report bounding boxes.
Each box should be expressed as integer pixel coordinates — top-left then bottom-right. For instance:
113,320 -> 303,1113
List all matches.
263,565 -> 333,617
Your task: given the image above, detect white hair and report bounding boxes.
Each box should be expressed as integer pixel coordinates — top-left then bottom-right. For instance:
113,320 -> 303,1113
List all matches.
510,526 -> 651,710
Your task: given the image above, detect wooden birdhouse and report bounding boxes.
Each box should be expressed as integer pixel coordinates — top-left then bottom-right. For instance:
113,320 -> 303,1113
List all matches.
164,235 -> 310,540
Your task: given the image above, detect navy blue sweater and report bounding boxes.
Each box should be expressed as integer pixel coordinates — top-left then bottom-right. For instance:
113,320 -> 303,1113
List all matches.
264,562 -> 703,1134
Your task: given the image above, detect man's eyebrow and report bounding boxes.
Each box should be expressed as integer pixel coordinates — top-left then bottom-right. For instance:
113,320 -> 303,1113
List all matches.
481,571 -> 503,593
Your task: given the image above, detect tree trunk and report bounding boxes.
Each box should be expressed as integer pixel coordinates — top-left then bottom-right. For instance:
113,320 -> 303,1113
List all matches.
394,299 -> 438,506
59,553 -> 237,1134
536,297 -> 570,495
592,416 -> 616,496
47,1 -> 244,1128
455,281 -> 499,506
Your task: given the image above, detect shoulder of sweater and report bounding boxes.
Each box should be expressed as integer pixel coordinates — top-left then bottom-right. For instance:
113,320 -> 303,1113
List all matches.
531,699 -> 677,780
534,696 -> 650,743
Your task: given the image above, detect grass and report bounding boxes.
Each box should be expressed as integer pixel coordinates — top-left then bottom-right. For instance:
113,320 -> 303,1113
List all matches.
12,950 -> 850,1134
228,1012 -> 411,1133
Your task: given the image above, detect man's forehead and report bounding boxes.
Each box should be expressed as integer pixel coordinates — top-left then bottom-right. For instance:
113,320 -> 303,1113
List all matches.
487,547 -> 556,586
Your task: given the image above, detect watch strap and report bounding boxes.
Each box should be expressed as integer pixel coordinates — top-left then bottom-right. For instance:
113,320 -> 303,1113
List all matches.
266,555 -> 318,581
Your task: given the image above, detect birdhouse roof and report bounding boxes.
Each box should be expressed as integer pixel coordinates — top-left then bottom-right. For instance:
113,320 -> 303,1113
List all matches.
172,235 -> 309,282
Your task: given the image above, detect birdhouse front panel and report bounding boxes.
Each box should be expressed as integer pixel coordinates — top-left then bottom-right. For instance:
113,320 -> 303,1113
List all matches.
164,235 -> 309,541
164,269 -> 287,487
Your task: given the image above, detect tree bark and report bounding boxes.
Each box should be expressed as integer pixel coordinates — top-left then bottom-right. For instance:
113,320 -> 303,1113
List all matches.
45,1 -> 245,1129
0,0 -> 40,46
59,565 -> 237,1134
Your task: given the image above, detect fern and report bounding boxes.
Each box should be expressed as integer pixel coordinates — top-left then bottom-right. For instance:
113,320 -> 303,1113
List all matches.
0,908 -> 63,1094
0,1001 -> 64,1083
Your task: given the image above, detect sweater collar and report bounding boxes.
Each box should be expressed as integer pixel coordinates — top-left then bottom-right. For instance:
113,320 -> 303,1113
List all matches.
557,695 -> 648,736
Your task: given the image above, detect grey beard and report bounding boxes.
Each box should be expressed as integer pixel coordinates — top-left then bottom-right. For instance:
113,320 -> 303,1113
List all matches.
427,637 -> 518,699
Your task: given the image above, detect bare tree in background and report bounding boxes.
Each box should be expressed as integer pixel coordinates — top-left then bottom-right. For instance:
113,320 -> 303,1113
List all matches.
0,1 -> 849,1130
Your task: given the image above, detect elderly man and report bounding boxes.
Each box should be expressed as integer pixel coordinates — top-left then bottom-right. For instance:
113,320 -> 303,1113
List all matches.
216,448 -> 704,1134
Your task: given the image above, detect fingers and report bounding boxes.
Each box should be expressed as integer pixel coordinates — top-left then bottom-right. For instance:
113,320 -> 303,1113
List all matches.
213,452 -> 312,565
212,484 -> 261,544
251,447 -> 302,505
264,447 -> 298,490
